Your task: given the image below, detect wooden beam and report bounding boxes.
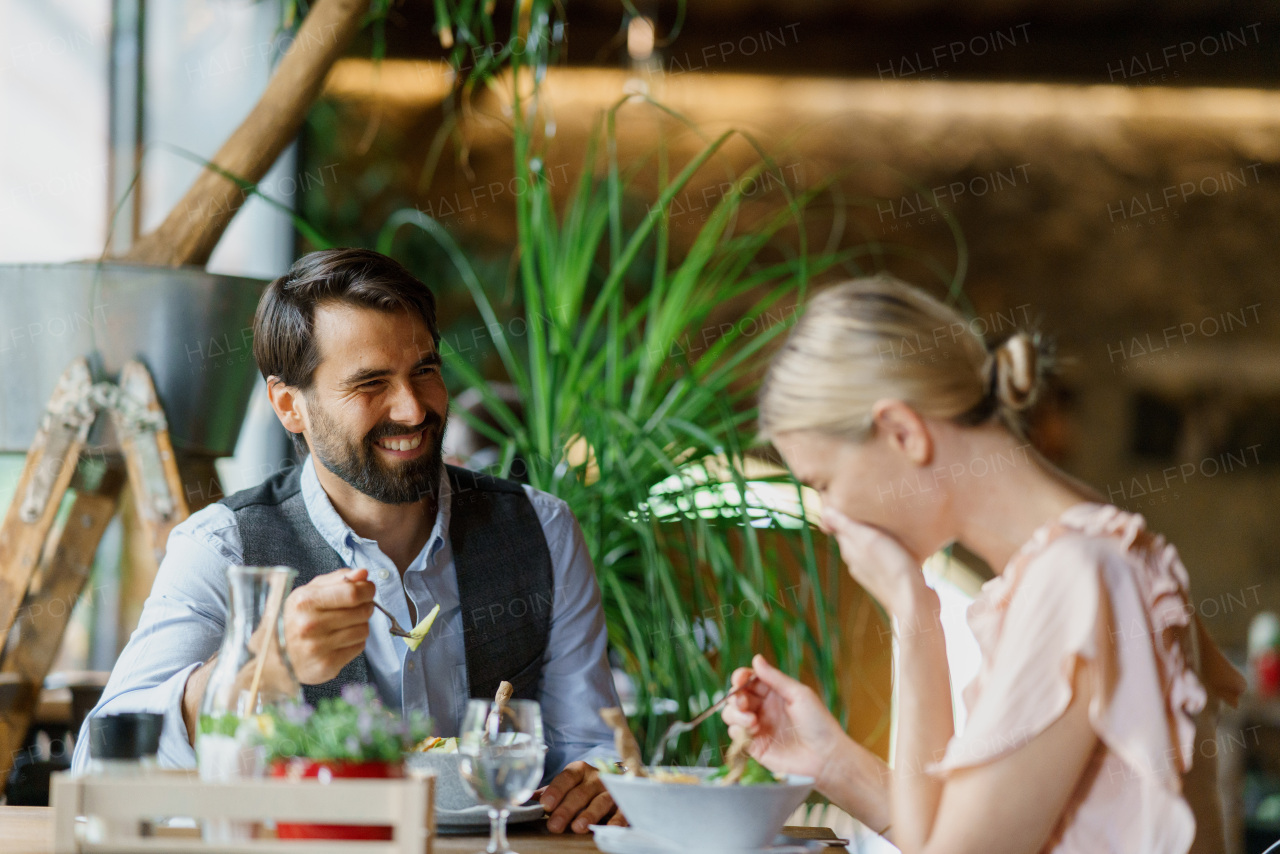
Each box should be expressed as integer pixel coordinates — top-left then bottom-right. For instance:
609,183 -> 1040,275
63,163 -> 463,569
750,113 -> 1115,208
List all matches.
118,0 -> 369,267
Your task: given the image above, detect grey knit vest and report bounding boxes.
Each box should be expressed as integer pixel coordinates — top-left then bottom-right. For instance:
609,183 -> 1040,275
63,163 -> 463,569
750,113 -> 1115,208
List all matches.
219,463 -> 553,708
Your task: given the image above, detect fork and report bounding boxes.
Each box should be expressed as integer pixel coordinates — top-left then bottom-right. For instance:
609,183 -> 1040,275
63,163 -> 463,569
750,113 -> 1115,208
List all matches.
649,677 -> 756,767
369,598 -> 414,638
347,573 -> 414,638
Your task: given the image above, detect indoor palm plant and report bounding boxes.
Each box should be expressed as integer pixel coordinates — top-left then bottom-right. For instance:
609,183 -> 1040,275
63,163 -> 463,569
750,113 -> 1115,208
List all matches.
364,0 -> 854,763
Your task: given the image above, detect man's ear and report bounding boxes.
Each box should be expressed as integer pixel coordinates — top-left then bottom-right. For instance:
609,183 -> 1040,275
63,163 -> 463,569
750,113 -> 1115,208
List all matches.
266,377 -> 308,439
870,399 -> 933,466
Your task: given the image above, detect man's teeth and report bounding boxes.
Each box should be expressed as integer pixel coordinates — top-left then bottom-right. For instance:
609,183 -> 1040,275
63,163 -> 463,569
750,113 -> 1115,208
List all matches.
378,432 -> 422,452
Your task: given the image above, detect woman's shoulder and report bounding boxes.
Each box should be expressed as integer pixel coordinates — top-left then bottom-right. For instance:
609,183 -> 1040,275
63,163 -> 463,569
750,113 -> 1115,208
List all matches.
968,502 -> 1190,665
1012,502 -> 1187,604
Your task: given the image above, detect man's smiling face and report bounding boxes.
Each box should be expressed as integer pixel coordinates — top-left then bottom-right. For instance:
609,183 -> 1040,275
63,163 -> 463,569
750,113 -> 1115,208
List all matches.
300,302 -> 449,504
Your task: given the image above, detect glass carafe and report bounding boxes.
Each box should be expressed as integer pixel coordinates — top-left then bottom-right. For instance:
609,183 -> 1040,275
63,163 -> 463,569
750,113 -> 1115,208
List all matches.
196,566 -> 301,840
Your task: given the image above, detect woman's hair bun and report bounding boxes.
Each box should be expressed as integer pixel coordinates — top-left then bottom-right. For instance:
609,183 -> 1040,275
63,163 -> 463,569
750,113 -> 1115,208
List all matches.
993,332 -> 1040,412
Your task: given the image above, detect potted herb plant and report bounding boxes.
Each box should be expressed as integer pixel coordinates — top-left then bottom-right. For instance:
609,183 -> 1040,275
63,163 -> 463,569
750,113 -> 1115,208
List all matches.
264,685 -> 430,840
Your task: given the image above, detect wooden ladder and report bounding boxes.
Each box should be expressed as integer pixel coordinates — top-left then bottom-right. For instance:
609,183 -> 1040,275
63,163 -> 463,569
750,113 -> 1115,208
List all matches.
0,359 -> 189,783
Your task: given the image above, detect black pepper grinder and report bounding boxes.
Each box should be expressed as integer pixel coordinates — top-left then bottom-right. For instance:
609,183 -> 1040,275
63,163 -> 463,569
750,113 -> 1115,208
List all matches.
84,712 -> 165,844
87,712 -> 163,775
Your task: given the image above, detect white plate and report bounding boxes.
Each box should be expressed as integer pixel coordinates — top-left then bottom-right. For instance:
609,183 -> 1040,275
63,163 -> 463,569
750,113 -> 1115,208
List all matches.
590,825 -> 827,854
435,802 -> 544,831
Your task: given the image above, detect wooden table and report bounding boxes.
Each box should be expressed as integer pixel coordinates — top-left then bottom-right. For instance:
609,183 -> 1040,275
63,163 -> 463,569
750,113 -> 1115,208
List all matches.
1,806 -> 848,853
7,807 -> 54,854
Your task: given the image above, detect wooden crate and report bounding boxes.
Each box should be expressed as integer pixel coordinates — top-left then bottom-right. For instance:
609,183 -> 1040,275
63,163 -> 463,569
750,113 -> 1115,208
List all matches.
49,772 -> 434,854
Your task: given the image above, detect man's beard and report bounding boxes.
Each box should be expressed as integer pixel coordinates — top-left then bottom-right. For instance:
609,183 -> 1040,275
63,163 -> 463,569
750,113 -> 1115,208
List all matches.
306,399 -> 446,505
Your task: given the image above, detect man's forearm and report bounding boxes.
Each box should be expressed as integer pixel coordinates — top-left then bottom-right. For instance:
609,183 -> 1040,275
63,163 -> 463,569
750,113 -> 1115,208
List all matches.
180,655 -> 217,746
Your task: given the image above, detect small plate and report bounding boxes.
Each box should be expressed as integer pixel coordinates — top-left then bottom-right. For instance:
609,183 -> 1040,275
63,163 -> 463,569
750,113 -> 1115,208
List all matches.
590,824 -> 827,854
435,802 -> 544,832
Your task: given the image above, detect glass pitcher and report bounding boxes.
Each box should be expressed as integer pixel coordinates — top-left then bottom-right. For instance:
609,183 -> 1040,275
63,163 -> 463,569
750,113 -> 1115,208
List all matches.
196,566 -> 301,840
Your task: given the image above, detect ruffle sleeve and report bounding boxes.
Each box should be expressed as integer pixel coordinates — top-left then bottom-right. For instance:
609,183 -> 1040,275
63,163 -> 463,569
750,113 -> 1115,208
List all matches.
926,503 -> 1239,854
928,533 -> 1112,774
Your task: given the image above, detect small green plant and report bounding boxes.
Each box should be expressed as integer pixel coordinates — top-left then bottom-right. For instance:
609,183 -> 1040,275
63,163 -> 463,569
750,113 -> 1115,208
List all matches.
262,685 -> 430,764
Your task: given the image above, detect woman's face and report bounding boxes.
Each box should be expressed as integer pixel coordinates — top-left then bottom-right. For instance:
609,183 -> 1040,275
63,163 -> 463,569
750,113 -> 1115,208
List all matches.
773,426 -> 954,563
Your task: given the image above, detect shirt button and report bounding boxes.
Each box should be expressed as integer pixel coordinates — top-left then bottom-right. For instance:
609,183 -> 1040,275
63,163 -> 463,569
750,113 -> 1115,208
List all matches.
377,570 -> 391,581
407,661 -> 415,670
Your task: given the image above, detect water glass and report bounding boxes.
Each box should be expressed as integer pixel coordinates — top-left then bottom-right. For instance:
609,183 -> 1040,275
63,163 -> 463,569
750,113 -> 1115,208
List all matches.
457,699 -> 546,854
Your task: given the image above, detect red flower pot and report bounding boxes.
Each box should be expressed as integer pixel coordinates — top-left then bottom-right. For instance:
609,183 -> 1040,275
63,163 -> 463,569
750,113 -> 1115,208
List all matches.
271,759 -> 402,840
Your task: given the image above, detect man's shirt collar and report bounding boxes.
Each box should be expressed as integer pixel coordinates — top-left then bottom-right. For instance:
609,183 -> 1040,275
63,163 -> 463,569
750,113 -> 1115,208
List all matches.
299,455 -> 451,568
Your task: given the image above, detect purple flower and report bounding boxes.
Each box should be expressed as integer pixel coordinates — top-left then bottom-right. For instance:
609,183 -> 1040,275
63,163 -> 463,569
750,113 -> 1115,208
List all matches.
356,710 -> 374,739
345,736 -> 360,756
341,684 -> 367,706
282,703 -> 314,726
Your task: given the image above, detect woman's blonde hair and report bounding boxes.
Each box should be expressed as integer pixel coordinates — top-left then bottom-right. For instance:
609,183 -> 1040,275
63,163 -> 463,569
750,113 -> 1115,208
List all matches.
759,275 -> 1048,441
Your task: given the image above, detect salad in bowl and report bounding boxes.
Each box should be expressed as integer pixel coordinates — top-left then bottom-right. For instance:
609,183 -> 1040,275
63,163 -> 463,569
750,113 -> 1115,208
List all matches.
594,707 -> 814,852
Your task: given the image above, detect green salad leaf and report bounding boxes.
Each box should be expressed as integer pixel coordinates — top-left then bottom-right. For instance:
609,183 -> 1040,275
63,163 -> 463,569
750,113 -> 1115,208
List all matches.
593,758 -> 624,775
708,757 -> 780,786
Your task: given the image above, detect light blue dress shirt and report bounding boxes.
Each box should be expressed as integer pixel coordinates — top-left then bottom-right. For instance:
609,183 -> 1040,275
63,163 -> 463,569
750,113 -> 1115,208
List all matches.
71,456 -> 619,781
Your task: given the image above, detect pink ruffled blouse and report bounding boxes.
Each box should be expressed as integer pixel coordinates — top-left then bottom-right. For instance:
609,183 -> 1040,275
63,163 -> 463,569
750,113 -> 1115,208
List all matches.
929,503 -> 1246,854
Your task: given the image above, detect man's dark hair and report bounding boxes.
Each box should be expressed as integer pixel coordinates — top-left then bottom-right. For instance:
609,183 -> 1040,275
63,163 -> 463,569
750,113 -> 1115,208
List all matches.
253,248 -> 441,389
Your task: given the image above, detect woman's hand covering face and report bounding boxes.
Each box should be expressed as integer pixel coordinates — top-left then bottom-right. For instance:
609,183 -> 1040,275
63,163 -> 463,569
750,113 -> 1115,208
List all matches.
821,506 -> 930,617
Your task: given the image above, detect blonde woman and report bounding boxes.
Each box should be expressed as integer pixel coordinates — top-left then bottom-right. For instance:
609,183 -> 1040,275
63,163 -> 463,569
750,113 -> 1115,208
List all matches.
722,276 -> 1246,854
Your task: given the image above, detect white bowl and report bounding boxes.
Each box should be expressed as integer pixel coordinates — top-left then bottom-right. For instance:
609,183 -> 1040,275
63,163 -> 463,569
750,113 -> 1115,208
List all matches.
599,767 -> 814,852
403,751 -> 482,811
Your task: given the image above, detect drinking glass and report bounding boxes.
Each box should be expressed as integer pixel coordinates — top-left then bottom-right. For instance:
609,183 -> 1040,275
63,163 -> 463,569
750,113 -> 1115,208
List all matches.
457,699 -> 546,854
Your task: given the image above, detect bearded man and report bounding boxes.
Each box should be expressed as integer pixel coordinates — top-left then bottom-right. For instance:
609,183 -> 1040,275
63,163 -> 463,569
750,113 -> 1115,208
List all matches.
72,249 -> 626,833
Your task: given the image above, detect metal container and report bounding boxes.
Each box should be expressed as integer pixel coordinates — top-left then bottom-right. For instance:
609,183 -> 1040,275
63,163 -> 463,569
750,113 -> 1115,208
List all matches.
0,263 -> 267,456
